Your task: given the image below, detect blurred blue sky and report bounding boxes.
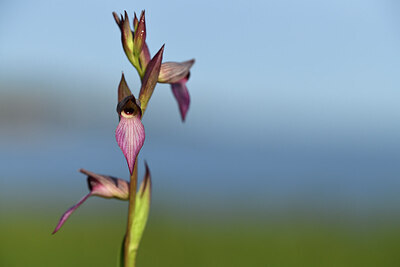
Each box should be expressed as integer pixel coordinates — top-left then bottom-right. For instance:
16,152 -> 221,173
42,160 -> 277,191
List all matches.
1,0 -> 400,217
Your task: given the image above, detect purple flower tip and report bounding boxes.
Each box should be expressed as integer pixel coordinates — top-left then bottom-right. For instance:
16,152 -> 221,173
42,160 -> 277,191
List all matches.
171,77 -> 190,121
52,193 -> 91,234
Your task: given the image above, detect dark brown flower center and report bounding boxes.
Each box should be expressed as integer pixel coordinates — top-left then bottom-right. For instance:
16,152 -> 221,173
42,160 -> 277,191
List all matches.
124,107 -> 135,115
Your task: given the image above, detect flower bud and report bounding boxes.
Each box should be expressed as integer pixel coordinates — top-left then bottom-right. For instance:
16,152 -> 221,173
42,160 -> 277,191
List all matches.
133,10 -> 146,57
113,11 -> 134,62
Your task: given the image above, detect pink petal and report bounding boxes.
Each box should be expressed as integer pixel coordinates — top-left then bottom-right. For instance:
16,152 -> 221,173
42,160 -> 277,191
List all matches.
52,193 -> 91,234
158,59 -> 195,83
171,78 -> 190,122
80,169 -> 130,200
115,115 -> 145,174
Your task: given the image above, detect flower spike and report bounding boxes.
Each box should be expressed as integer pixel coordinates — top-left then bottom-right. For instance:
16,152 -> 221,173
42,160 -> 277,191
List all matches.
116,74 -> 145,175
52,169 -> 130,234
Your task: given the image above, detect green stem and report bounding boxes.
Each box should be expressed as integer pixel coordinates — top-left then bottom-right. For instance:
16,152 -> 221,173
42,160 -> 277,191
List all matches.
124,158 -> 138,267
127,54 -> 145,80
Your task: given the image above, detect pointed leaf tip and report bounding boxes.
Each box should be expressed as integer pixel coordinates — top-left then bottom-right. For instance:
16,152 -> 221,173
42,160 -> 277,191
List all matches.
112,12 -> 120,24
140,161 -> 152,198
133,12 -> 138,31
118,73 -> 133,103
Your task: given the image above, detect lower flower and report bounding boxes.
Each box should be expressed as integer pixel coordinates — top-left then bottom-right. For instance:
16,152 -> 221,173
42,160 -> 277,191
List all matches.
52,169 -> 129,234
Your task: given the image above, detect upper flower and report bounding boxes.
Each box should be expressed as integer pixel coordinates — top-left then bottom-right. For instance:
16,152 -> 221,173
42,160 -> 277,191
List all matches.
113,11 -> 147,77
113,10 -> 195,122
158,60 -> 195,121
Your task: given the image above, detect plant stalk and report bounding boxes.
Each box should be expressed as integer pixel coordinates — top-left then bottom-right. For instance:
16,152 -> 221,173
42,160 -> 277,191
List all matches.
124,158 -> 138,266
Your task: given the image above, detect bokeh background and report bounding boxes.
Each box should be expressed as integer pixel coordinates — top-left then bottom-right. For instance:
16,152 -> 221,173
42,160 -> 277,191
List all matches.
1,0 -> 400,266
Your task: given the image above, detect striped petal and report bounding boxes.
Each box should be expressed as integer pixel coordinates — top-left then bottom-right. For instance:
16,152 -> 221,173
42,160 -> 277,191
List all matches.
116,114 -> 145,175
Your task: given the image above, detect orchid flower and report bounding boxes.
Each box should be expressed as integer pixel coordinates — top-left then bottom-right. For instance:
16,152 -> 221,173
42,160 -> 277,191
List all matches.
113,10 -> 195,122
158,60 -> 195,121
52,169 -> 130,234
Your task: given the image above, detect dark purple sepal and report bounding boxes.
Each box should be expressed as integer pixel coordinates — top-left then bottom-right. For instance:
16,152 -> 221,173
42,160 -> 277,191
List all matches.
138,45 -> 164,114
118,73 -> 133,103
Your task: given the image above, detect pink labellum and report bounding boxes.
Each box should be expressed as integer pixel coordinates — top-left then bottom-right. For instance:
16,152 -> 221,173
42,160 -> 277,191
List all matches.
116,115 -> 145,174
171,77 -> 190,121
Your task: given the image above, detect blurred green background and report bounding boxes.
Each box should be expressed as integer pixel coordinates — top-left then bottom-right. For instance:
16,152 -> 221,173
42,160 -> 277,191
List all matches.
2,0 -> 400,266
2,208 -> 400,266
